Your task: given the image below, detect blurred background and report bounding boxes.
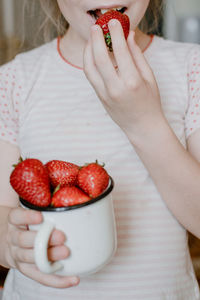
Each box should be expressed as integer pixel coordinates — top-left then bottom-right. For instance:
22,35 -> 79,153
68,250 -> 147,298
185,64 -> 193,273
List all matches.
0,0 -> 200,291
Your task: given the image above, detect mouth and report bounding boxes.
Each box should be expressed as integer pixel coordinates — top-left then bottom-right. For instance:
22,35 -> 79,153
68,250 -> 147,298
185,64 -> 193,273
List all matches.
87,6 -> 127,20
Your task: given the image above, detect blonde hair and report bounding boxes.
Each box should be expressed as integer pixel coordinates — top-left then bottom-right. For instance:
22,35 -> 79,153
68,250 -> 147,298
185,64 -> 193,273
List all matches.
24,0 -> 164,44
140,0 -> 164,34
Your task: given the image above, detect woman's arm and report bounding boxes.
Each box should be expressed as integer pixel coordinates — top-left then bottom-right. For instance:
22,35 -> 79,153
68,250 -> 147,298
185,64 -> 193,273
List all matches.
128,117 -> 200,238
0,140 -> 20,207
84,22 -> 200,238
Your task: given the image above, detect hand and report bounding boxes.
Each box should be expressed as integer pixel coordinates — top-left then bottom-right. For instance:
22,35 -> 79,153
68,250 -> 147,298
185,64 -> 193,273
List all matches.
5,207 -> 80,288
83,20 -> 164,141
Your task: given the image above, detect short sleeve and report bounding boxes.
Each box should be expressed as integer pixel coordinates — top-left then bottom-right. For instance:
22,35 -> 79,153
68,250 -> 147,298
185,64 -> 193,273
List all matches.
185,45 -> 200,139
0,60 -> 21,145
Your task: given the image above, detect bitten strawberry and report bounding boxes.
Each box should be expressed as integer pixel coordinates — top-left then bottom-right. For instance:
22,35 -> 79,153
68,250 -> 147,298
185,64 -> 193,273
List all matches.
95,10 -> 130,51
77,162 -> 109,198
51,186 -> 91,207
10,158 -> 51,207
45,160 -> 79,188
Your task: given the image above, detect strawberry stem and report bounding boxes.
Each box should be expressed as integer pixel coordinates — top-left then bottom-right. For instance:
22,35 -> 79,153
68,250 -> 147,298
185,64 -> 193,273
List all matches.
95,159 -> 105,168
12,156 -> 23,168
104,33 -> 113,52
53,184 -> 61,195
79,160 -> 106,168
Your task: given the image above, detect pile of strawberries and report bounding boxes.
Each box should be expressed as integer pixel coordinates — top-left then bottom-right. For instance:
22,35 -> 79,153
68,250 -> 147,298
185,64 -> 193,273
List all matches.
10,158 -> 110,208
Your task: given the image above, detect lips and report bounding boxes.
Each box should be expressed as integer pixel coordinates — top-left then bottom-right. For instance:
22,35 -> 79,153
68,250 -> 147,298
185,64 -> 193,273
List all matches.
87,7 -> 127,20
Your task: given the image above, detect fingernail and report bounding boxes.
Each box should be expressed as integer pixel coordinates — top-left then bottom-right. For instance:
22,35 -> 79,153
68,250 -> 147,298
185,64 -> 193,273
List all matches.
63,245 -> 70,255
108,19 -> 117,27
91,25 -> 99,32
70,277 -> 79,285
31,212 -> 42,223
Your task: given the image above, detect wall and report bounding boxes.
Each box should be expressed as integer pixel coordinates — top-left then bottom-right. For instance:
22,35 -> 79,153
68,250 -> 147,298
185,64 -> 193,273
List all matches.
164,0 -> 200,43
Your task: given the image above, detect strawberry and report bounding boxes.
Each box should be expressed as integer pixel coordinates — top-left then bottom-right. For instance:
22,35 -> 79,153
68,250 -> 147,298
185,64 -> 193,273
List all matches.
45,160 -> 79,188
10,158 -> 51,207
51,186 -> 91,207
95,10 -> 130,51
77,162 -> 109,198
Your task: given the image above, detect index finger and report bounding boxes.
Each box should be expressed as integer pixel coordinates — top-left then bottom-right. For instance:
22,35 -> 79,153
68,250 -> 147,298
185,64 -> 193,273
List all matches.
8,207 -> 43,226
90,25 -> 120,87
108,19 -> 141,81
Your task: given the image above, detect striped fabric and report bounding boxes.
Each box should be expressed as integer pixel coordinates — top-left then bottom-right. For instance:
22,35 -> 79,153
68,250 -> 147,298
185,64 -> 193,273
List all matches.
1,36 -> 200,299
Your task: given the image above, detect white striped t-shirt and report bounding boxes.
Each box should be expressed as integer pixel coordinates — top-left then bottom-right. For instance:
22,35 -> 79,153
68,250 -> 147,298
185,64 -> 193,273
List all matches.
1,35 -> 200,300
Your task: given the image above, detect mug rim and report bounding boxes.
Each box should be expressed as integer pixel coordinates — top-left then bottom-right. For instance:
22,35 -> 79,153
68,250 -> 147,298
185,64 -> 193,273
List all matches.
19,176 -> 114,212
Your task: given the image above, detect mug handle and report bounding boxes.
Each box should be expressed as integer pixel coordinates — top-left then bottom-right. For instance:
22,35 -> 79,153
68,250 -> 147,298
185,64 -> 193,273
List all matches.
34,220 -> 63,274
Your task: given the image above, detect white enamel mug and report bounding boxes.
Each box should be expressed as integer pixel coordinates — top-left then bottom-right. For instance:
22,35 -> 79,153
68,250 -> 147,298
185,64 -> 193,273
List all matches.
20,177 -> 117,277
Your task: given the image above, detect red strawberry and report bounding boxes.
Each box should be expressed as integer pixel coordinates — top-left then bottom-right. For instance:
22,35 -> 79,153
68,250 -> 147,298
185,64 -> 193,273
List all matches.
51,186 -> 91,207
95,10 -> 130,51
45,160 -> 79,188
77,162 -> 109,198
10,158 -> 51,207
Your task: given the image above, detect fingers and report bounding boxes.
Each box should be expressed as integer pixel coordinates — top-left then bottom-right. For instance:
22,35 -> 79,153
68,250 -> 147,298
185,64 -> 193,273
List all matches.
13,244 -> 69,264
14,248 -> 34,263
90,25 -> 120,88
19,263 -> 80,288
83,36 -> 105,90
8,207 -> 43,226
127,31 -> 154,83
48,245 -> 70,262
10,228 -> 66,248
49,229 -> 67,246
8,207 -> 70,269
89,21 -> 154,87
7,208 -> 79,289
108,20 -> 141,82
11,229 -> 37,248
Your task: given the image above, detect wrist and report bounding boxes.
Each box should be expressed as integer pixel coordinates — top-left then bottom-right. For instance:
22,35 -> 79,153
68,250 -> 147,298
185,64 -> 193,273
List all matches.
126,114 -> 172,150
